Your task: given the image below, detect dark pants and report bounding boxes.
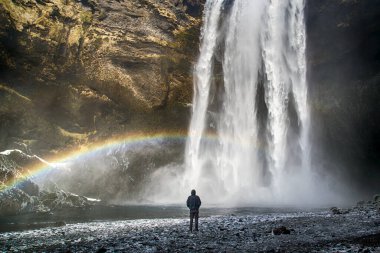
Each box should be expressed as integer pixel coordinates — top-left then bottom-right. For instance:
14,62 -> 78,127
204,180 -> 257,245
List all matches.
190,210 -> 199,231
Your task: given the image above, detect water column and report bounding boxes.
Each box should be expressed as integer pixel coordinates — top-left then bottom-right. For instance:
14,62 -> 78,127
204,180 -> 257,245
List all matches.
261,0 -> 310,198
185,0 -> 311,204
185,0 -> 224,191
217,0 -> 267,199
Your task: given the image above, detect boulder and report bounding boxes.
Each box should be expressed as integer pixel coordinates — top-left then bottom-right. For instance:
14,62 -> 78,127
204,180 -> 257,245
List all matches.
55,221 -> 66,227
330,207 -> 342,215
357,201 -> 366,206
40,190 -> 92,210
272,226 -> 291,235
0,188 -> 39,215
16,179 -> 39,196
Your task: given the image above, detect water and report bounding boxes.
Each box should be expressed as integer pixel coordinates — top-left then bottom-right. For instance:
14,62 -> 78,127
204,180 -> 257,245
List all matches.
184,0 -> 316,205
186,0 -> 225,192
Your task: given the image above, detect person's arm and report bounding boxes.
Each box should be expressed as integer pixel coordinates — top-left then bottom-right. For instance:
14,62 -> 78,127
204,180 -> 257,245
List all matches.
196,196 -> 201,208
186,196 -> 190,208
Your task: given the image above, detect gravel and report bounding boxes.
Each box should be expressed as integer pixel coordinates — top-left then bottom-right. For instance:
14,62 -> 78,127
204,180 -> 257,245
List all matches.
1,206 -> 380,252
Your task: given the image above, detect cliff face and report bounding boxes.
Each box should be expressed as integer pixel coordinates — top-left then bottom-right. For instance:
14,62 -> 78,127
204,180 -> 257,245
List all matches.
0,0 -> 203,155
306,0 -> 380,194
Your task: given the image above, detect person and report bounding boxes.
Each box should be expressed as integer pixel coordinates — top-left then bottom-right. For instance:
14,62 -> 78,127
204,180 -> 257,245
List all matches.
186,189 -> 201,232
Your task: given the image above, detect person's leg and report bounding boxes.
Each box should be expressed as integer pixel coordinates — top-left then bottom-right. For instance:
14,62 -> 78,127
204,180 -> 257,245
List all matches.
190,211 -> 194,231
194,211 -> 199,231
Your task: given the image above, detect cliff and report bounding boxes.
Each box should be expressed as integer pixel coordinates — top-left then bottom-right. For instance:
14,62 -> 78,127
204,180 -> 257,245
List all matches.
306,0 -> 380,194
0,0 -> 203,155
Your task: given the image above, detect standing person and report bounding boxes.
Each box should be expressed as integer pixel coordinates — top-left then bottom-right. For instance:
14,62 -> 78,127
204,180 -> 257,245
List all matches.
186,189 -> 201,232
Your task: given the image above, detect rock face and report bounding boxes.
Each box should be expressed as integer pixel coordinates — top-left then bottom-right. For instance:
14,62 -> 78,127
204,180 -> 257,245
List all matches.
0,0 -> 203,155
0,149 -> 95,215
306,0 -> 380,195
0,187 -> 94,215
0,149 -> 46,190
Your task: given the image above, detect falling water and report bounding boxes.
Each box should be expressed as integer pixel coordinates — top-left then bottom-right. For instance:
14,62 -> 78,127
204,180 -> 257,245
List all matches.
185,0 -> 314,205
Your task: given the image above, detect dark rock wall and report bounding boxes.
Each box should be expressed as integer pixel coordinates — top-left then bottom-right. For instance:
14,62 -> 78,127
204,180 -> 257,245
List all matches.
306,0 -> 380,195
0,0 -> 204,155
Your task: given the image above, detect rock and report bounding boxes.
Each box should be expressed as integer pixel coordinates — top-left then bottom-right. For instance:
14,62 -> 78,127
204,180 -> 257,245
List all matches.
272,226 -> 291,235
0,0 -> 203,158
330,207 -> 342,215
0,188 -> 39,215
40,190 -> 92,210
96,247 -> 107,253
55,221 -> 66,227
307,0 -> 380,195
374,194 -> 380,203
16,179 -> 39,196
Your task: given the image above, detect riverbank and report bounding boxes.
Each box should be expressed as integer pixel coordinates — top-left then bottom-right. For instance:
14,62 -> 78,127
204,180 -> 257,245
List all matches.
1,205 -> 379,252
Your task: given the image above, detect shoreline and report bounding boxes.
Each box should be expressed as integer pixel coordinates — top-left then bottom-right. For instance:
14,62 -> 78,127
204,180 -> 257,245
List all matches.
1,206 -> 379,252
0,205 -> 322,233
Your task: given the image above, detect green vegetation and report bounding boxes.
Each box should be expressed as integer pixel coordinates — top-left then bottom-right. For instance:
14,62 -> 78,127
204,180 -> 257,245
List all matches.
80,11 -> 93,25
0,0 -> 13,10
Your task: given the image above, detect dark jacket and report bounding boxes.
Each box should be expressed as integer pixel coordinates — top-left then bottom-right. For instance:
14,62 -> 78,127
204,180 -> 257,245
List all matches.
187,195 -> 201,211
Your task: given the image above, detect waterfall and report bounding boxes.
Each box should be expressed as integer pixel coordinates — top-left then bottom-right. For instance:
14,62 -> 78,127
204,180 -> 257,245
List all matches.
185,0 -> 314,205
185,0 -> 224,194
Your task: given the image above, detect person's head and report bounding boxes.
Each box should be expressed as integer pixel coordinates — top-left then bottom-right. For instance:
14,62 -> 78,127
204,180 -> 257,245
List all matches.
191,189 -> 196,195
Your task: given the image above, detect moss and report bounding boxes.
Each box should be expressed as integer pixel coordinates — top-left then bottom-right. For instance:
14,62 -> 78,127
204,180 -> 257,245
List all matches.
80,10 -> 93,25
156,7 -> 177,22
173,24 -> 200,56
0,0 -> 14,11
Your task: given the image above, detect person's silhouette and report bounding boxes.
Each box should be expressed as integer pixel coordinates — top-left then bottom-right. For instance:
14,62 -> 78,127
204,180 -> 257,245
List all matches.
186,189 -> 201,232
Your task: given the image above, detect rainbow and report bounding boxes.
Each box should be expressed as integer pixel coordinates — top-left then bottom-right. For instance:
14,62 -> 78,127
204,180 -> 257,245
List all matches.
0,130 -> 219,192
1,129 -> 263,192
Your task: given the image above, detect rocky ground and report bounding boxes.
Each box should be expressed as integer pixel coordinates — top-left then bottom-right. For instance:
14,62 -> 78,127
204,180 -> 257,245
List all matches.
1,202 -> 379,252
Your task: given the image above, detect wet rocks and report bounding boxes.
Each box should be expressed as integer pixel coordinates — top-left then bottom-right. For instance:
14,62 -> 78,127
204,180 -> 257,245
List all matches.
1,208 -> 379,252
374,195 -> 380,209
40,190 -> 91,210
96,246 -> 107,253
0,187 -> 95,216
16,180 -> 39,196
0,149 -> 97,215
271,226 -> 291,235
330,206 -> 350,215
330,207 -> 343,215
55,221 -> 66,227
0,188 -> 36,215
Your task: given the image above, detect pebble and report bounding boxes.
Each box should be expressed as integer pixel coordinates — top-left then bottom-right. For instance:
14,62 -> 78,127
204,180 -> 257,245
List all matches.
1,208 -> 380,252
